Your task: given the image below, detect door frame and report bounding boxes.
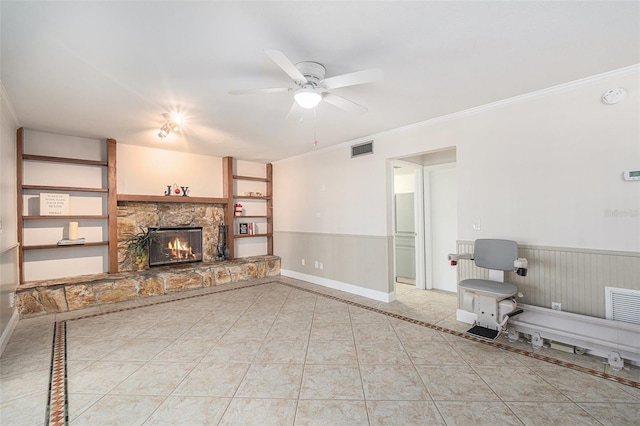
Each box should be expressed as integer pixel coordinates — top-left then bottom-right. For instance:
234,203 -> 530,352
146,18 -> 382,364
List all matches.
393,160 -> 426,290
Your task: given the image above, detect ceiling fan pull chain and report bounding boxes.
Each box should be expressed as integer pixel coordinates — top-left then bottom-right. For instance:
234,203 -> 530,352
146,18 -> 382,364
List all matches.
313,108 -> 318,148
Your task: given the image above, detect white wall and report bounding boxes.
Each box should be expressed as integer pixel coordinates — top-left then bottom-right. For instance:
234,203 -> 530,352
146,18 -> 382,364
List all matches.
1,82 -> 19,345
377,68 -> 640,251
274,66 -> 640,298
117,144 -> 224,198
1,84 -> 18,252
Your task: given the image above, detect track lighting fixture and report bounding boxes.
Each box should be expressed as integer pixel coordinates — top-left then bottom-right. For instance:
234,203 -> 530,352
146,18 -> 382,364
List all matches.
158,113 -> 184,139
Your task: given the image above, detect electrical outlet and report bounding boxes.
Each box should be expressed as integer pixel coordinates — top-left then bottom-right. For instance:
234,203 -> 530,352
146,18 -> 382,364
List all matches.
472,220 -> 481,231
319,262 -> 323,270
552,302 -> 562,311
314,261 -> 319,269
301,259 -> 305,266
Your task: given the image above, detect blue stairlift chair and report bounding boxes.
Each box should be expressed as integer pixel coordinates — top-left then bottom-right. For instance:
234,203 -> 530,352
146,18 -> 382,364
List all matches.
449,239 -> 528,340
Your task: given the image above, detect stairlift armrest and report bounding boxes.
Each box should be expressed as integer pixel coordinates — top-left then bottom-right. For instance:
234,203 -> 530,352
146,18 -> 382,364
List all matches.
448,253 -> 473,266
514,258 -> 528,276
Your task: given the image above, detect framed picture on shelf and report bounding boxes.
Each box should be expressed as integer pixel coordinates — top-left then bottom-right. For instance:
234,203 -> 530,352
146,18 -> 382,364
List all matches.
238,223 -> 249,235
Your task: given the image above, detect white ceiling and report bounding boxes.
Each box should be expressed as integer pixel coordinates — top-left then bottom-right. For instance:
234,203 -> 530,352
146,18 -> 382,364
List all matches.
2,1 -> 639,163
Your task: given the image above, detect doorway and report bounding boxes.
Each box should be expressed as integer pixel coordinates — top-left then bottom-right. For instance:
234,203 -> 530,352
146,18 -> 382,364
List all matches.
393,165 -> 417,285
393,148 -> 457,294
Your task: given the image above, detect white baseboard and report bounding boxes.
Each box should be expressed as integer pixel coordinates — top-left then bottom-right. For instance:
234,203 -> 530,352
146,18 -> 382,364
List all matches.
0,309 -> 19,357
281,269 -> 395,303
456,308 -> 476,325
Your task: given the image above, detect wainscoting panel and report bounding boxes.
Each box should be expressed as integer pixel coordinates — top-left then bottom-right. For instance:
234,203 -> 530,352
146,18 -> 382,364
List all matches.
456,241 -> 640,319
275,231 -> 394,294
1,244 -> 19,349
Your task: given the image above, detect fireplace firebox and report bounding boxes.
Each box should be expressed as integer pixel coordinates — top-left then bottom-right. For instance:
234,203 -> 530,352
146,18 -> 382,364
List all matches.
149,227 -> 203,267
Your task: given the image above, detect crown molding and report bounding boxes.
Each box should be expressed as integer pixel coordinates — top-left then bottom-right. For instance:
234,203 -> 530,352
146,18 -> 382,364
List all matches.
351,64 -> 640,145
278,64 -> 640,164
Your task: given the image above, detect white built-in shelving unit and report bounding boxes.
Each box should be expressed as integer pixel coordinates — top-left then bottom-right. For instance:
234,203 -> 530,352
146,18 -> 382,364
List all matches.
17,128 -> 117,282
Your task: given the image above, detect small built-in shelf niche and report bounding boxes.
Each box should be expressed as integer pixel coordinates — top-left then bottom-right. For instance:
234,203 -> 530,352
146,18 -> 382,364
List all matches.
224,158 -> 273,258
17,129 -> 116,283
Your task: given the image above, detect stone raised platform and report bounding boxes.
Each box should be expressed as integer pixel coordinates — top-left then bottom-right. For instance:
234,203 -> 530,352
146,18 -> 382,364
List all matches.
15,255 -> 280,317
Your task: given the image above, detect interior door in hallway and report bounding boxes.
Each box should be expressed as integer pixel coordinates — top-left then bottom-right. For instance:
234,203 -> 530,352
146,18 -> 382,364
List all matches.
426,165 -> 457,292
394,165 -> 418,285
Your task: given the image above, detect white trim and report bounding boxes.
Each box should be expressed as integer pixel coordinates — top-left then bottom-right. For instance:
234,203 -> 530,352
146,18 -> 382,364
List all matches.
281,269 -> 395,303
0,310 -> 19,357
511,303 -> 640,366
413,166 -> 426,291
423,169 -> 433,290
274,230 -> 389,240
276,64 -> 640,163
0,80 -> 20,126
456,240 -> 640,257
0,243 -> 19,256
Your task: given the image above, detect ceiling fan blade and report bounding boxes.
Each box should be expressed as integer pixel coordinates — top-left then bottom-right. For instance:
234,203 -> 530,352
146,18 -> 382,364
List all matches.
229,87 -> 291,95
323,93 -> 367,114
265,49 -> 308,83
321,68 -> 383,90
285,102 -> 304,122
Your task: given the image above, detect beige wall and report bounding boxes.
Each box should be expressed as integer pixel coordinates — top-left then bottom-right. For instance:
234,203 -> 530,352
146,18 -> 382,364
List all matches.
117,144 -> 224,198
1,82 -> 19,345
276,231 -> 394,297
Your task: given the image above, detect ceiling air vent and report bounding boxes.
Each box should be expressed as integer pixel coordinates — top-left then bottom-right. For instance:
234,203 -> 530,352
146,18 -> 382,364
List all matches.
351,141 -> 374,158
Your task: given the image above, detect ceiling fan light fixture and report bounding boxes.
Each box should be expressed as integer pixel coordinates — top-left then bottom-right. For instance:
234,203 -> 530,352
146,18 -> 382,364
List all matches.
294,87 -> 322,109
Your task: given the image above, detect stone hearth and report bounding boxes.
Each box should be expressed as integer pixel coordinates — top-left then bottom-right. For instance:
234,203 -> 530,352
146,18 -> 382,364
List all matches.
15,256 -> 280,317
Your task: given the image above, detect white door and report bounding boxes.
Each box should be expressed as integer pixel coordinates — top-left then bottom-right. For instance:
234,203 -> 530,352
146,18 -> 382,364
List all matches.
395,192 -> 415,283
426,165 -> 457,292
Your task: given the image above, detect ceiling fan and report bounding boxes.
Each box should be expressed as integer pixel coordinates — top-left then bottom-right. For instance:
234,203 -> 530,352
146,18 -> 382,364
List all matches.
230,50 -> 383,120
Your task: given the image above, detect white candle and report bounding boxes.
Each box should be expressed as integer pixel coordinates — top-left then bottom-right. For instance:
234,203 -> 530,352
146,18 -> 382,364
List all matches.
69,222 -> 79,240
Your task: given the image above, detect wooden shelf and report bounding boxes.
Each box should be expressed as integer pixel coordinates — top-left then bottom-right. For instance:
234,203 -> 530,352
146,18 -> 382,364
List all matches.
17,129 -> 119,284
234,195 -> 271,200
117,194 -> 228,204
23,215 -> 109,220
23,185 -> 108,193
22,154 -> 108,167
233,175 -> 269,182
222,157 -> 273,259
23,241 -> 109,251
234,233 -> 272,239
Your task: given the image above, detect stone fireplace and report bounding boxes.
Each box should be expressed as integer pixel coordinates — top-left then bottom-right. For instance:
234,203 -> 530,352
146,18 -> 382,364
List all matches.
117,201 -> 225,272
149,227 -> 203,267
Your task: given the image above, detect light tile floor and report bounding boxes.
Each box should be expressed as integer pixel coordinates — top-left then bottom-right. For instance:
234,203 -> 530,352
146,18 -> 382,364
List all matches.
1,278 -> 639,425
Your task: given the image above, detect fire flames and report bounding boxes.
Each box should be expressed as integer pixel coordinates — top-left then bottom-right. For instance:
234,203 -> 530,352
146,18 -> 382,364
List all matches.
168,238 -> 194,260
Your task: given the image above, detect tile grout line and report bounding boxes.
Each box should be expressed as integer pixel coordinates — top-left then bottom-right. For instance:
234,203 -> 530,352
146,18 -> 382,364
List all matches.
46,321 -> 68,426
276,281 -> 640,389
50,276 -> 638,425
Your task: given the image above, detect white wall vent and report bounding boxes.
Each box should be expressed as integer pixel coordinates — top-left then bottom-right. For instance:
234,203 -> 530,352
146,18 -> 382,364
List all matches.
605,287 -> 640,325
351,141 -> 373,158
